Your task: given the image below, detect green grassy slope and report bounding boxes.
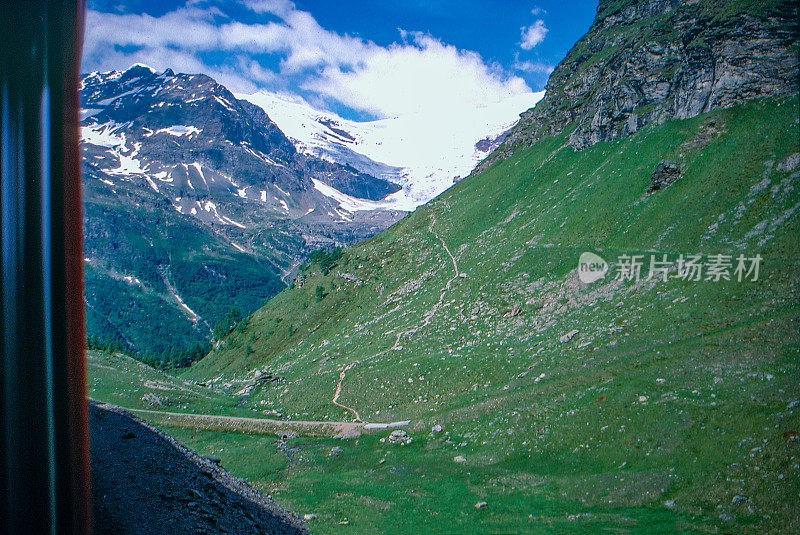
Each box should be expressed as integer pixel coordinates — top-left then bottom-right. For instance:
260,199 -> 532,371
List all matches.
86,350 -> 257,416
176,95 -> 800,533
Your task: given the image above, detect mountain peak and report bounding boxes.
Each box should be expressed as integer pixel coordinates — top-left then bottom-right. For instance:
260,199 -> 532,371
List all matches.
125,62 -> 156,74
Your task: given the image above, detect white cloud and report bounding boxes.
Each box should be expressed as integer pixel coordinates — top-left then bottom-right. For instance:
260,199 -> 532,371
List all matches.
520,20 -> 548,50
513,59 -> 554,75
82,2 -> 537,121
302,32 -> 530,118
243,0 -> 295,17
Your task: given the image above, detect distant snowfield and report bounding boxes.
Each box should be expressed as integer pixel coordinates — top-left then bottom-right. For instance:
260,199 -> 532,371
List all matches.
240,90 -> 545,211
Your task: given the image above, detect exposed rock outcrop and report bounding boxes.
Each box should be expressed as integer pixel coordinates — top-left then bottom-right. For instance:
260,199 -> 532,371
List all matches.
647,160 -> 682,192
478,0 -> 799,170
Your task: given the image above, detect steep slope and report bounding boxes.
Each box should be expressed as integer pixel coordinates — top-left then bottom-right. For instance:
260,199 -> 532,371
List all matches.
89,401 -> 306,534
180,0 -> 800,532
81,65 -> 405,355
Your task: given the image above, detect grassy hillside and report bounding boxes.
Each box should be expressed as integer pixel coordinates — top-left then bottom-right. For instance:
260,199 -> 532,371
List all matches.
174,95 -> 800,532
86,350 -> 252,416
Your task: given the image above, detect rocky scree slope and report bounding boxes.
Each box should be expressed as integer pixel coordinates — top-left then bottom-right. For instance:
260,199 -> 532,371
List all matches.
478,0 -> 799,170
81,65 -> 404,355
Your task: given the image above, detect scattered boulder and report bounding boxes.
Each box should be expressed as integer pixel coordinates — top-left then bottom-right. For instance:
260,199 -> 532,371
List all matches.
474,501 -> 488,509
731,495 -> 749,506
386,429 -> 412,445
431,424 -> 443,433
453,455 -> 467,463
776,152 -> 799,172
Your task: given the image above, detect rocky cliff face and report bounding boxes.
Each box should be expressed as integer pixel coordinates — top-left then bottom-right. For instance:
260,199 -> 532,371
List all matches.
479,0 -> 798,169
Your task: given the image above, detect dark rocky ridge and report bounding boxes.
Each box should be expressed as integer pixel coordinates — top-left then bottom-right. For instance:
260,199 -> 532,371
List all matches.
478,0 -> 799,170
647,160 -> 682,192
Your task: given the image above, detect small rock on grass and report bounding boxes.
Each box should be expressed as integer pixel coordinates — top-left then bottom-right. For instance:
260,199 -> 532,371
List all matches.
453,455 -> 466,463
559,330 -> 579,343
474,502 -> 488,509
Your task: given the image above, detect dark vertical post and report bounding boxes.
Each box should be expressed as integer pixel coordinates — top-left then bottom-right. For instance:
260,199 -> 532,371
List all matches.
1,1 -> 90,534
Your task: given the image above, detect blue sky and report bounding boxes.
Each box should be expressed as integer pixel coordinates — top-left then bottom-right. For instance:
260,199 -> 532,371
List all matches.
83,0 -> 597,120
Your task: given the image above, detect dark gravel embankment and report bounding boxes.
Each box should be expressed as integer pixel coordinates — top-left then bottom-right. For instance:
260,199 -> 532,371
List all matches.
89,401 -> 307,535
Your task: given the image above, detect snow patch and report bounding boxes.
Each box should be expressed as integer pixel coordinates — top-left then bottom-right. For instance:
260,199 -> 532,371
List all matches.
311,178 -> 395,212
81,122 -> 125,148
202,200 -> 246,228
155,125 -> 202,137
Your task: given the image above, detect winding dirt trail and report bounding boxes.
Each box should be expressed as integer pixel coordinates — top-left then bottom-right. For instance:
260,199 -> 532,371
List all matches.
331,212 -> 460,421
331,362 -> 363,422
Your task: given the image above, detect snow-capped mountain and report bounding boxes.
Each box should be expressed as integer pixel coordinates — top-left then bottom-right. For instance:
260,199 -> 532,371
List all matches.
239,90 -> 545,210
80,64 -> 406,354
80,64 -> 402,224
